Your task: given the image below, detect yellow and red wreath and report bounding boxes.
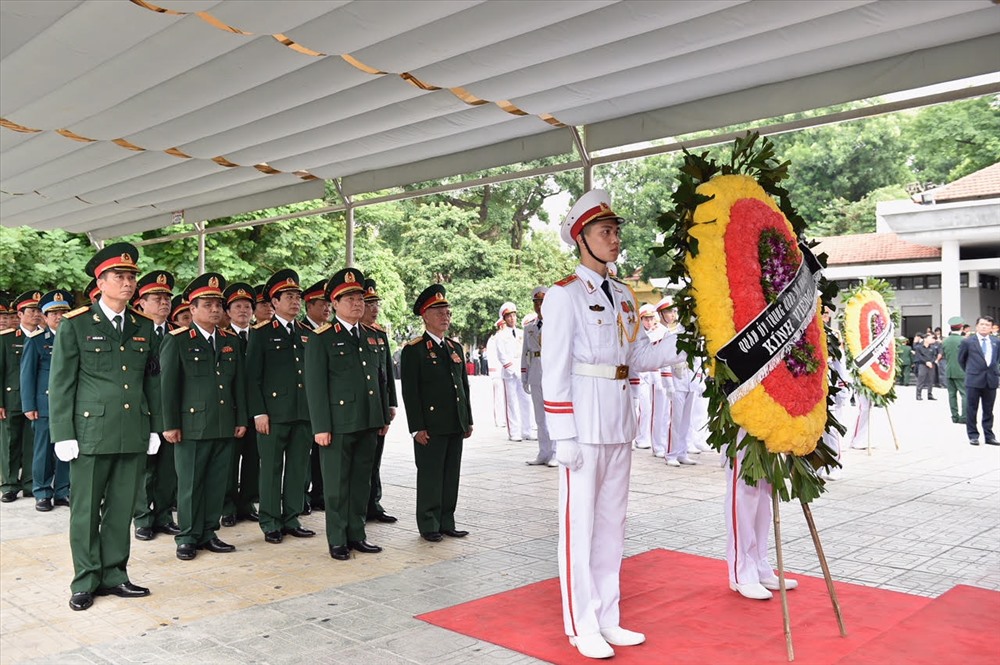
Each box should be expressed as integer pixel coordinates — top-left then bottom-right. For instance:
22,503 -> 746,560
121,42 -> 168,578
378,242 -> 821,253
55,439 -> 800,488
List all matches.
843,287 -> 896,396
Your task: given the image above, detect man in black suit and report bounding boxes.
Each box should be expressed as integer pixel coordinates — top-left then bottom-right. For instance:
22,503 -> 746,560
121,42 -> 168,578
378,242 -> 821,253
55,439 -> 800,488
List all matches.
958,316 -> 999,446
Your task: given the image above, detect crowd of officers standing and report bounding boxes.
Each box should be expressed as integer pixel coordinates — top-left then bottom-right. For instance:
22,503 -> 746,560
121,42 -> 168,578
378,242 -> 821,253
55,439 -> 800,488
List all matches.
0,241 -> 472,612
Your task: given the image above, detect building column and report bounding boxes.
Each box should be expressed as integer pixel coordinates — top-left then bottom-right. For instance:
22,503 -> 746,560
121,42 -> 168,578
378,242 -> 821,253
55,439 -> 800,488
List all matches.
940,239 -> 961,324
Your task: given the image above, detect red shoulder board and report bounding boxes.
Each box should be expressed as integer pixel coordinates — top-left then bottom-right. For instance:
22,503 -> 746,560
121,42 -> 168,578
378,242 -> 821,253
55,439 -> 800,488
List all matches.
555,274 -> 578,287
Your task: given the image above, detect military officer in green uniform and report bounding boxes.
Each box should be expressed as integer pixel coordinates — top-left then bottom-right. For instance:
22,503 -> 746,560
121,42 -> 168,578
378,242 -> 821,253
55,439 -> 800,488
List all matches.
221,282 -> 260,526
21,289 -> 74,512
1,290 -> 43,503
941,316 -> 967,424
50,242 -> 162,611
246,269 -> 315,544
132,270 -> 181,541
170,294 -> 192,328
362,278 -> 398,524
253,283 -> 273,325
0,296 -> 14,331
301,279 -> 330,515
400,285 -> 473,542
161,273 -> 247,560
85,279 -> 101,305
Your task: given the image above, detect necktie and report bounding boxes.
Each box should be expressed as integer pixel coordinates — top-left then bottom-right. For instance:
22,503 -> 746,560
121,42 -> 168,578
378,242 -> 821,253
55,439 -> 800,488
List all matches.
352,326 -> 360,341
601,279 -> 614,305
207,335 -> 216,354
112,314 -> 123,334
287,322 -> 295,338
239,330 -> 247,343
512,329 -> 516,337
982,337 -> 989,359
537,320 -> 542,330
155,325 -> 163,339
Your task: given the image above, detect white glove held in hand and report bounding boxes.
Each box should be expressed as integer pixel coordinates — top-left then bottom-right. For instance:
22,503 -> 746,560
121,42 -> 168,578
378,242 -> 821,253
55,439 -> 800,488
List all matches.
54,440 -> 80,462
147,433 -> 161,455
555,439 -> 584,471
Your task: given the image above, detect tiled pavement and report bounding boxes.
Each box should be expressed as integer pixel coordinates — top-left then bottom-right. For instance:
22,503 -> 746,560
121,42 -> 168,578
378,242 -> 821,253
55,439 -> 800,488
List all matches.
1,378 -> 997,664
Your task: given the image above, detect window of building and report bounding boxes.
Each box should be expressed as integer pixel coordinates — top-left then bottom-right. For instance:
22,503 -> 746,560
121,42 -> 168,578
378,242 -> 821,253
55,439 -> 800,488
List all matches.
925,274 -> 941,289
960,272 -> 969,287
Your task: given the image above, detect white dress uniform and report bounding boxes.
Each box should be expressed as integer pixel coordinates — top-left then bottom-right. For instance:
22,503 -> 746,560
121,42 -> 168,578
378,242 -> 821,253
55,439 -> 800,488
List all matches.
630,369 -> 653,449
687,360 -> 711,452
485,332 -> 506,428
496,322 -> 533,441
662,323 -> 697,465
849,392 -> 872,449
542,263 -> 683,640
821,356 -> 852,477
644,324 -> 671,457
522,314 -> 553,464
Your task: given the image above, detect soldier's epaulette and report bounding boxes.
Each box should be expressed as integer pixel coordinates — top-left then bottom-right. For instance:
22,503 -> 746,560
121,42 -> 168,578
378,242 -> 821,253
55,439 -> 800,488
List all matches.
0,328 -> 14,335
368,322 -> 384,332
554,274 -> 578,287
218,328 -> 231,337
314,322 -> 332,334
168,326 -> 190,336
445,337 -> 462,350
63,306 -> 90,319
407,336 -> 424,346
253,319 -> 271,330
26,328 -> 45,338
132,308 -> 154,321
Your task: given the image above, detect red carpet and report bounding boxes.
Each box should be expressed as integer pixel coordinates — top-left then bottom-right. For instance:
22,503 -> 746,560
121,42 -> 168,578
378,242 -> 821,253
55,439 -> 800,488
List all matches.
417,549 -> 1000,665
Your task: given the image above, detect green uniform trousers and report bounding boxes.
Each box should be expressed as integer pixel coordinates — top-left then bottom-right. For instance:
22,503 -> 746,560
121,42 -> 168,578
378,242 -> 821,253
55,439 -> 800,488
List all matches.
0,412 -> 33,494
414,433 -> 463,535
223,428 -> 259,518
321,429 -> 377,546
947,378 -> 967,422
133,434 -> 177,529
257,421 -> 310,534
175,437 -> 232,546
69,452 -> 145,593
366,433 -> 387,518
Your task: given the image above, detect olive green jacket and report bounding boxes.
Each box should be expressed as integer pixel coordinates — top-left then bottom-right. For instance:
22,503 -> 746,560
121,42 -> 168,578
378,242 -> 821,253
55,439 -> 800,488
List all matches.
0,327 -> 30,416
400,332 -> 472,435
245,318 -> 311,423
940,332 -> 966,380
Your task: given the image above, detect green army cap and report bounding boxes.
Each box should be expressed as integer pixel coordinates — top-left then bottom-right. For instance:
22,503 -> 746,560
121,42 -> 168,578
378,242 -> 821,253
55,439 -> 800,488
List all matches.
85,241 -> 139,278
363,278 -> 379,303
413,284 -> 448,316
263,269 -> 302,301
325,268 -> 365,301
223,282 -> 256,310
14,290 -> 42,312
170,294 -> 190,321
85,279 -> 100,303
40,289 -> 74,314
947,316 -> 965,329
303,279 -> 327,303
184,273 -> 226,302
136,270 -> 175,299
253,284 -> 267,304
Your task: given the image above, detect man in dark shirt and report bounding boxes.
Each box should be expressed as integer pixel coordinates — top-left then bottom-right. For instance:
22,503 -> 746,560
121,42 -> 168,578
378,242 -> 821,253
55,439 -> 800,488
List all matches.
914,335 -> 940,400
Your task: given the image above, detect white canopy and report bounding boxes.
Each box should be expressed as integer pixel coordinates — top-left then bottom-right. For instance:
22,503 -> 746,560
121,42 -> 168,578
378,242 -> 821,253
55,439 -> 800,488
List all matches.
2,0 -> 998,239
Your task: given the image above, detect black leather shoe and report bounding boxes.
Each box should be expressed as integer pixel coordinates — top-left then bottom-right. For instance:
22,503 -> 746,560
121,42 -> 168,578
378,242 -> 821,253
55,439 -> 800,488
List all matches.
282,526 -> 315,538
155,522 -> 181,536
442,529 -> 469,538
375,513 -> 398,523
135,527 -> 155,541
69,591 -> 94,611
264,530 -> 283,544
310,502 -> 325,512
221,514 -> 237,527
176,544 -> 197,560
54,497 -> 70,507
96,582 -> 150,598
238,511 -> 259,523
927,396 -> 937,401
970,439 -> 981,446
0,492 -> 17,503
348,540 -> 382,553
329,545 -> 351,561
35,498 -> 53,512
201,538 -> 236,553
421,532 -> 443,542
986,439 -> 999,446
302,502 -> 312,516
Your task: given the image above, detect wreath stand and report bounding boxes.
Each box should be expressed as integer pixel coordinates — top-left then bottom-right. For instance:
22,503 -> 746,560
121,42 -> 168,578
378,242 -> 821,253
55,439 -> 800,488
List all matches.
864,404 -> 902,456
772,484 -> 848,661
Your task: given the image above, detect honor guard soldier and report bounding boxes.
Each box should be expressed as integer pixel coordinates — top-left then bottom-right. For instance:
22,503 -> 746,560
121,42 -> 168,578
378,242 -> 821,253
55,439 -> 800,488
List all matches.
304,269 -> 392,560
361,278 -> 399,523
1,290 -> 43,502
21,290 -> 74,511
246,269 -> 315,544
542,190 -> 685,659
631,304 -> 662,454
522,286 -> 555,466
221,282 -> 260,526
50,242 -> 163,611
485,318 -> 506,428
253,284 -> 273,325
161,273 -> 247,560
496,302 -> 533,441
400,285 -> 473,542
656,297 -> 699,466
132,270 -> 181,541
170,295 -> 192,328
301,279 -> 330,515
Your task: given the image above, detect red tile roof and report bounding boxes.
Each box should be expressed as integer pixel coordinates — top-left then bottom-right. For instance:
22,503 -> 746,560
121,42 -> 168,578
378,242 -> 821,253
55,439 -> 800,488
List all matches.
813,233 -> 940,265
933,162 -> 1000,202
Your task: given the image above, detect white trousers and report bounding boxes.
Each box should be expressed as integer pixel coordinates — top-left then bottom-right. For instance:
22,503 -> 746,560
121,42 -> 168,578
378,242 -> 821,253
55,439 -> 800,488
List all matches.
822,399 -> 846,464
651,385 -> 671,456
689,391 -> 709,448
724,443 -> 775,586
667,390 -> 695,460
529,385 -> 553,461
492,374 -> 506,428
559,443 -> 631,637
849,395 -> 872,449
633,383 -> 652,448
503,375 -> 533,440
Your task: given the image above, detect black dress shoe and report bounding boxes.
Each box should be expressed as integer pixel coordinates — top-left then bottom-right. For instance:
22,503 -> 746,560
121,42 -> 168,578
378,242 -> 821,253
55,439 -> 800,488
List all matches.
220,514 -> 237,527
0,492 -> 17,503
374,513 -> 398,523
69,591 -> 94,611
155,522 -> 181,536
442,529 -> 469,538
329,545 -> 351,561
348,540 -> 382,553
986,439 -> 999,446
302,502 -> 312,516
970,439 -> 981,446
927,395 -> 936,400
135,527 -> 155,541
282,526 -> 315,538
201,538 -> 236,553
264,530 -> 284,544
421,532 -> 443,542
176,543 -> 197,560
96,582 -> 150,598
54,497 -> 70,507
35,498 -> 53,512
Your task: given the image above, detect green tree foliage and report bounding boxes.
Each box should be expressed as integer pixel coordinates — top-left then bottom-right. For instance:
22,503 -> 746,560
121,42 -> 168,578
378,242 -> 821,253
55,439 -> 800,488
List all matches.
906,95 -> 1000,186
0,227 -> 91,296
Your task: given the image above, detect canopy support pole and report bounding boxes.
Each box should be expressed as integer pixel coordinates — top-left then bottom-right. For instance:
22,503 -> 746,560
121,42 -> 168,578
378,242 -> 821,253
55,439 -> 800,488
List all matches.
571,126 -> 593,191
332,179 -> 354,267
193,221 -> 206,274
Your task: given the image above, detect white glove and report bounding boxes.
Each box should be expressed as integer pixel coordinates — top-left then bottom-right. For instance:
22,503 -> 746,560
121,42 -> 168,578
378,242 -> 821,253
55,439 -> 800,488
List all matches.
147,433 -> 161,455
54,440 -> 80,462
555,439 -> 584,471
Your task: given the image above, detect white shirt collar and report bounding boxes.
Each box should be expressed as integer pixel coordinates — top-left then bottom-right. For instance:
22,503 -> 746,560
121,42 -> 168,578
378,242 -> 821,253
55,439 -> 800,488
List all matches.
335,316 -> 358,333
307,316 -> 325,330
97,298 -> 126,323
426,331 -> 444,345
273,314 -> 292,329
230,324 -> 249,335
193,322 -> 216,340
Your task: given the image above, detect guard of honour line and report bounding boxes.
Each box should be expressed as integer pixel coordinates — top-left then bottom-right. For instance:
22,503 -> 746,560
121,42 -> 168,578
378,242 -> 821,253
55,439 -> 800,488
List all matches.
1,187 -> 997,662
